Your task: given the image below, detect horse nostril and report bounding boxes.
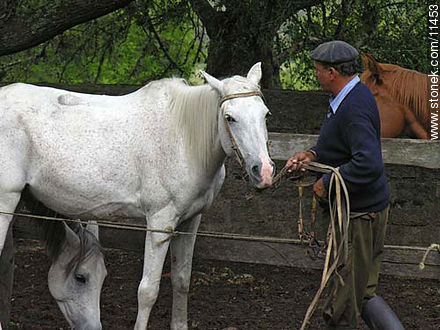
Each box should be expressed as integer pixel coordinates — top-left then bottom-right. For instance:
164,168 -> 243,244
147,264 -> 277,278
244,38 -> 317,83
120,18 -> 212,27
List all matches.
252,165 -> 260,176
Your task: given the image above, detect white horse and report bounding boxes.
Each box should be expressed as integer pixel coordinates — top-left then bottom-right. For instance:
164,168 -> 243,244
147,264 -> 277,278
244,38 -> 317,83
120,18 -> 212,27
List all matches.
45,220 -> 106,329
12,192 -> 107,330
0,62 -> 274,329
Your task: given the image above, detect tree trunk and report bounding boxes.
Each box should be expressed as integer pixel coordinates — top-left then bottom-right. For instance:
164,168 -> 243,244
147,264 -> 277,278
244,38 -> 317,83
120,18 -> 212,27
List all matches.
205,20 -> 281,88
191,0 -> 324,89
0,0 -> 134,56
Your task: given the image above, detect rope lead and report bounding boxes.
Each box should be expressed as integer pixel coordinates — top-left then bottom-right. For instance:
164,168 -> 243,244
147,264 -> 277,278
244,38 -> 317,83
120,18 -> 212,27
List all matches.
297,162 -> 351,330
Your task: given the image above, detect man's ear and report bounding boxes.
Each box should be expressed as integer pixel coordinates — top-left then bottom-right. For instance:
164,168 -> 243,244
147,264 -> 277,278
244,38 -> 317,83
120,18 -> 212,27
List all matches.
329,67 -> 338,80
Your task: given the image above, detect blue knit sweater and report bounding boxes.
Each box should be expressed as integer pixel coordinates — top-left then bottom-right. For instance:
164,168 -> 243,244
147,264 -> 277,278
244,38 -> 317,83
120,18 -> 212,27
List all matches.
310,82 -> 389,212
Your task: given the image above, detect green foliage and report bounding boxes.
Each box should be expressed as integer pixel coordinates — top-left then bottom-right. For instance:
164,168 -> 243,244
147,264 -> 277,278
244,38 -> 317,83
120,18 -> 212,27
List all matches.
280,52 -> 320,91
0,0 -> 207,85
0,0 -> 431,91
278,0 -> 429,90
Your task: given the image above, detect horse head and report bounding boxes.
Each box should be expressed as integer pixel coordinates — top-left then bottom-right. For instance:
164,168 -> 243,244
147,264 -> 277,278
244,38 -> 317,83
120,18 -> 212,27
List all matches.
360,53 -> 407,137
47,222 -> 107,330
201,63 -> 275,189
360,53 -> 386,90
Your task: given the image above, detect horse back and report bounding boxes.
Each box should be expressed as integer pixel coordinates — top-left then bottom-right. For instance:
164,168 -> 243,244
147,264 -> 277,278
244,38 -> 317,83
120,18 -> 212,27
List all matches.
0,81 -> 224,222
0,82 -> 199,219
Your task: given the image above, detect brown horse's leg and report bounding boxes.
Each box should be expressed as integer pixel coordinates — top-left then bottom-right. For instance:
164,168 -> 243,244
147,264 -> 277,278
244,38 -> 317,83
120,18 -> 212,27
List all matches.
378,107 -> 405,138
404,107 -> 429,139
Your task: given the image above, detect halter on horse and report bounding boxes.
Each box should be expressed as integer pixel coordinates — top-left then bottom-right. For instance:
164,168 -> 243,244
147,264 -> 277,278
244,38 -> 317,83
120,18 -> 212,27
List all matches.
0,63 -> 274,329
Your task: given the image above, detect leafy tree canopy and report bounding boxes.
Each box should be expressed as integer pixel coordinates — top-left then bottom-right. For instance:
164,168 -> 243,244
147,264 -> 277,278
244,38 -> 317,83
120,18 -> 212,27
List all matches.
278,0 -> 429,89
0,0 -> 206,85
0,0 -> 430,90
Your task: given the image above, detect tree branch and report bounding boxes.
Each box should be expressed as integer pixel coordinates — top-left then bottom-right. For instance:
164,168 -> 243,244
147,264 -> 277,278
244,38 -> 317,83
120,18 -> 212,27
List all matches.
145,12 -> 184,75
0,0 -> 134,56
188,0 -> 219,36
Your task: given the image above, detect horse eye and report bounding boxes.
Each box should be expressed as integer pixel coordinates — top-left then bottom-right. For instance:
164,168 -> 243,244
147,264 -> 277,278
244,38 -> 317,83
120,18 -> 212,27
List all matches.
75,273 -> 87,284
225,114 -> 236,123
266,111 -> 272,118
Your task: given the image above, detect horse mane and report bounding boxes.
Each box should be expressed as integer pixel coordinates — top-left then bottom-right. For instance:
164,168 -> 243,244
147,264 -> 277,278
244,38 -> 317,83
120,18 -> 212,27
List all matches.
43,218 -> 100,259
370,58 -> 430,130
42,219 -> 102,277
64,224 -> 102,276
168,79 -> 221,171
14,186 -> 102,272
41,217 -> 67,261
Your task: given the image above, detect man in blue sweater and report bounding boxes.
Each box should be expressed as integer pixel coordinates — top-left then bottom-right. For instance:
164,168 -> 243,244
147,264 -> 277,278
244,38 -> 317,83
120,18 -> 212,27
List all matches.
286,41 -> 404,329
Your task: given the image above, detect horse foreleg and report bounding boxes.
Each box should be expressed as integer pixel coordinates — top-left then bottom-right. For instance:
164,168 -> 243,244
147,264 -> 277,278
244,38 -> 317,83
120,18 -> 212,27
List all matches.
169,214 -> 201,330
404,107 -> 429,139
0,216 -> 14,328
0,191 -> 21,329
0,192 -> 21,255
134,205 -> 177,330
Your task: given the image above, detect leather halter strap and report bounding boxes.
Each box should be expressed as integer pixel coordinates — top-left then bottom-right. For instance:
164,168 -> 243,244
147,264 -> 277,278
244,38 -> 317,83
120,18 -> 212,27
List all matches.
220,91 -> 263,106
220,90 -> 265,167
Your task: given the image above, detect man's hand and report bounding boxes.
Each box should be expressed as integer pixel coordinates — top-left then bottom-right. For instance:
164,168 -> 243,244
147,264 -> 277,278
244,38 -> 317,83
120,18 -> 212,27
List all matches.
313,178 -> 326,199
285,151 -> 315,173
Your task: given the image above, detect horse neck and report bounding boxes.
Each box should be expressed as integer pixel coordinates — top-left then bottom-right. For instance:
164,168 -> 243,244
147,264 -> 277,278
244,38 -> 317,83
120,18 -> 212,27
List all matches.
383,67 -> 430,128
169,82 -> 226,177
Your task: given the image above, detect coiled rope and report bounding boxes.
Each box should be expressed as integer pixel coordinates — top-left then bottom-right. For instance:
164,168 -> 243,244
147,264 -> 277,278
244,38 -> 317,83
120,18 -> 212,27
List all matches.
274,161 -> 351,330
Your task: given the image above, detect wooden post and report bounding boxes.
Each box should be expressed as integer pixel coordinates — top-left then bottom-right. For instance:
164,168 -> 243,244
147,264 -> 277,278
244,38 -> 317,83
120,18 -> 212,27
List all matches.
0,223 -> 14,329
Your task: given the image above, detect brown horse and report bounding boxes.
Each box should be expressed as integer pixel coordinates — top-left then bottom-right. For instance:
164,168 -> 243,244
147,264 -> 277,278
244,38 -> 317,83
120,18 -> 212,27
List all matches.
360,53 -> 429,139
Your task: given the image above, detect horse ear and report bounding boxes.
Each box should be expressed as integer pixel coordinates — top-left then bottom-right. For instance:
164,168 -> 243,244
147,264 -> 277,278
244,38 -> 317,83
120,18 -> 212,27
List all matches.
247,62 -> 262,85
361,53 -> 369,69
64,222 -> 80,248
361,53 -> 383,85
200,70 -> 224,94
86,220 -> 100,241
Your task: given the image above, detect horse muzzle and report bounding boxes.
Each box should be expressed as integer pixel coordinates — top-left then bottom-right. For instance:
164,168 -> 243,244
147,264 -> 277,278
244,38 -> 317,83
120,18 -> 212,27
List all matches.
70,320 -> 102,330
248,160 -> 275,189
57,301 -> 102,330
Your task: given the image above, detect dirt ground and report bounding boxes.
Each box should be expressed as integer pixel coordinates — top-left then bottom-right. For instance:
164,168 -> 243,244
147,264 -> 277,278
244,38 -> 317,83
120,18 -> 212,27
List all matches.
7,238 -> 440,330
6,89 -> 440,329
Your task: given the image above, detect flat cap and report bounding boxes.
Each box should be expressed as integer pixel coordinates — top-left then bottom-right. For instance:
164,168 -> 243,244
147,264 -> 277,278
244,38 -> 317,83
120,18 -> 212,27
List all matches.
310,40 -> 359,64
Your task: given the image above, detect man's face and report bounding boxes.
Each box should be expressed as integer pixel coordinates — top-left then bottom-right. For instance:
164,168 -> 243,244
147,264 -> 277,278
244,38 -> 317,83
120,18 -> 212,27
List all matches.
313,62 -> 332,92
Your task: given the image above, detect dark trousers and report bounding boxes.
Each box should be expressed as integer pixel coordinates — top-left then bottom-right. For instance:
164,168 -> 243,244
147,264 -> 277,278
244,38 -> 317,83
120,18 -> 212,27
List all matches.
322,206 -> 389,328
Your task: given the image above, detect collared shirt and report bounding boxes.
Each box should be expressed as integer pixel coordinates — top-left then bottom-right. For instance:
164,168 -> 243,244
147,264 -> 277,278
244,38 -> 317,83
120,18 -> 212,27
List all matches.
328,76 -> 360,116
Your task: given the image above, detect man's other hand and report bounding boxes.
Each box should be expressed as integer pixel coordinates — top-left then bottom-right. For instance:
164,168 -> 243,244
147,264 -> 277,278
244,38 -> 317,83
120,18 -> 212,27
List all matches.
313,178 -> 326,199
